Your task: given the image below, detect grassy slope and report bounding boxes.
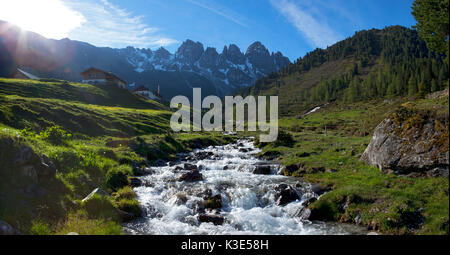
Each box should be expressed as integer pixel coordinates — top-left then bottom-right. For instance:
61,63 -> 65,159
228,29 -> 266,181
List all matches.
256,95 -> 449,234
0,78 -> 235,235
253,58 -> 359,116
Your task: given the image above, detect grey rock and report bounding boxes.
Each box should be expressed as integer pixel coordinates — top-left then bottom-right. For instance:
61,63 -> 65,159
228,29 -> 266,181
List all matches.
13,146 -> 39,166
252,165 -> 271,175
153,159 -> 166,167
175,192 -> 188,205
275,184 -> 300,206
179,170 -> 203,182
0,220 -> 20,235
355,213 -> 362,224
301,197 -> 317,207
361,108 -> 449,176
21,165 -> 38,184
198,214 -> 224,225
183,163 -> 198,171
294,207 -> 311,220
311,184 -> 331,196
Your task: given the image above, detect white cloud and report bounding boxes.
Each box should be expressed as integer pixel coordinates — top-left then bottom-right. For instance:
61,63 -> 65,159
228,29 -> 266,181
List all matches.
187,0 -> 250,28
270,0 -> 342,49
64,0 -> 178,49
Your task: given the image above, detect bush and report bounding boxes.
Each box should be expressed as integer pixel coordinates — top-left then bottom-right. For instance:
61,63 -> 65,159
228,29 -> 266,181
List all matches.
40,126 -> 71,145
81,194 -> 118,220
114,186 -> 136,200
275,130 -> 295,147
255,130 -> 295,147
106,165 -> 132,190
116,198 -> 141,217
29,220 -> 52,235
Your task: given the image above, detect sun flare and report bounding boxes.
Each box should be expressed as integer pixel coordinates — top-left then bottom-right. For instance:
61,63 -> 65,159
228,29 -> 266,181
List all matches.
0,0 -> 85,39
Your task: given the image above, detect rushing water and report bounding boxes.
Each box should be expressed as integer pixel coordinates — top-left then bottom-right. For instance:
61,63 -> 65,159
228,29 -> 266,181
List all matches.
124,139 -> 366,235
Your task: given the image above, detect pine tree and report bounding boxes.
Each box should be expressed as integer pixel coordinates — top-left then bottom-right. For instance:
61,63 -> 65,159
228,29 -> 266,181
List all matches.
418,82 -> 426,98
408,76 -> 418,95
431,79 -> 440,92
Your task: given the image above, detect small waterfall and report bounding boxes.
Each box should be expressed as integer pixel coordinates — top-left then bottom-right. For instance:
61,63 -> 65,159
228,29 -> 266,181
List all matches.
124,139 -> 365,235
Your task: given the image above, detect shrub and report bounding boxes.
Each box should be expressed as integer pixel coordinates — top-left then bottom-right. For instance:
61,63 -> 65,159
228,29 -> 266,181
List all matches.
29,220 -> 52,235
116,198 -> 141,217
40,126 -> 71,145
106,165 -> 132,190
274,130 -> 295,147
255,130 -> 295,147
81,194 -> 118,220
114,186 -> 136,200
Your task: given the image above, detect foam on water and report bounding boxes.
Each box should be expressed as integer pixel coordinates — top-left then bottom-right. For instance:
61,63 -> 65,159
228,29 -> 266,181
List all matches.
124,139 -> 365,235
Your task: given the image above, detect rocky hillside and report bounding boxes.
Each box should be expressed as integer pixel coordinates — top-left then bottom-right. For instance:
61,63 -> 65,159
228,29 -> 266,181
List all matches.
0,20 -> 289,99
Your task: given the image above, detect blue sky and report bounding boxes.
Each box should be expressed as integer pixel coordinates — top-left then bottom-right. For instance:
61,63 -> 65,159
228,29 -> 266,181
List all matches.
0,0 -> 417,61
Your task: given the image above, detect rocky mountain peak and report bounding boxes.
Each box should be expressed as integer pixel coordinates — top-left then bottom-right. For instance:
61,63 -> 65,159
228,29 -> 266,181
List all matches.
154,47 -> 171,60
272,51 -> 290,68
246,41 -> 269,56
176,39 -> 204,63
199,47 -> 219,68
225,44 -> 245,64
245,41 -> 274,74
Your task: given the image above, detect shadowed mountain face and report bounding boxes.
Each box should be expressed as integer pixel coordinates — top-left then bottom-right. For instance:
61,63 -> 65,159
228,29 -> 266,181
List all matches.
0,20 -> 290,99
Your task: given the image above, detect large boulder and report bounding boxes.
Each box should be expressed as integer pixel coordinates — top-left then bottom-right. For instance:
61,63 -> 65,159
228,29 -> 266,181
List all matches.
361,106 -> 449,176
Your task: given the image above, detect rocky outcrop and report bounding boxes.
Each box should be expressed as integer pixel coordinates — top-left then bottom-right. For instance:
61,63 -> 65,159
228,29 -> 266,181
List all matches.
361,106 -> 449,176
0,220 -> 20,235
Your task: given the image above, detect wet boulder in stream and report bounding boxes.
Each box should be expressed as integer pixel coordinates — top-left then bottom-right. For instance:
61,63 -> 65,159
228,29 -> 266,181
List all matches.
183,163 -> 198,171
275,184 -> 300,206
198,214 -> 224,225
252,165 -> 271,175
153,159 -> 166,167
179,169 -> 203,182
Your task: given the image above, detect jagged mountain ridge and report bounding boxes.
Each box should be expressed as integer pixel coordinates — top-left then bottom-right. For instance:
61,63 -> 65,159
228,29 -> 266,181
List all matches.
120,39 -> 290,95
0,20 -> 290,99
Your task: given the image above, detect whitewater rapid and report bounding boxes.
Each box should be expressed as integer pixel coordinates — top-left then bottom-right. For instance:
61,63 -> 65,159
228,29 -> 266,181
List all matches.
124,139 -> 365,235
